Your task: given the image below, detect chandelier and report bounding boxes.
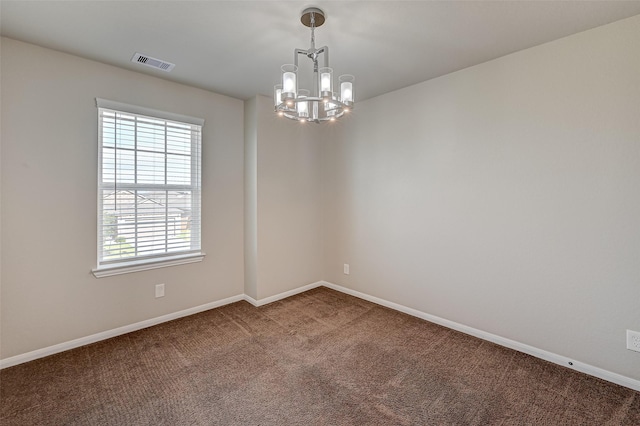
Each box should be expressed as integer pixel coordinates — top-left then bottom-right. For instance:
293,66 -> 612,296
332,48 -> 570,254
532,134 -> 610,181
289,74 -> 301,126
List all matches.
274,7 -> 355,123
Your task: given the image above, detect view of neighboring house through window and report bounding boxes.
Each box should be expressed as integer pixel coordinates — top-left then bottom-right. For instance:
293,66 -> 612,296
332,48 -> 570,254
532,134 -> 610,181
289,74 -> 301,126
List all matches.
96,99 -> 203,271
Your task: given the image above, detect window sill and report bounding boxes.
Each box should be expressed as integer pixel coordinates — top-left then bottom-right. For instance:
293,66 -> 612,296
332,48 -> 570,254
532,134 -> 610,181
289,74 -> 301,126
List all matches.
92,253 -> 205,278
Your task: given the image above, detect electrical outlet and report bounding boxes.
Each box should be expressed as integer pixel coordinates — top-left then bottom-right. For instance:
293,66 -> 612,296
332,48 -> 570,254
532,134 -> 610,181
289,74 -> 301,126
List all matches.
155,283 -> 165,298
343,264 -> 350,275
627,330 -> 640,352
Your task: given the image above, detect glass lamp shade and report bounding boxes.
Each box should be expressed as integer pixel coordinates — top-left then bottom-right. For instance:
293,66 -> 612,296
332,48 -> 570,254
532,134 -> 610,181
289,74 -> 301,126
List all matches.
274,84 -> 283,107
281,64 -> 298,102
297,89 -> 310,118
339,74 -> 355,106
319,67 -> 333,99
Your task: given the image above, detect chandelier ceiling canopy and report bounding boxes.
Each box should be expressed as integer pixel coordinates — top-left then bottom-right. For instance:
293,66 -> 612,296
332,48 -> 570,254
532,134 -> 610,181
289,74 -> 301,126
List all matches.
274,7 -> 355,123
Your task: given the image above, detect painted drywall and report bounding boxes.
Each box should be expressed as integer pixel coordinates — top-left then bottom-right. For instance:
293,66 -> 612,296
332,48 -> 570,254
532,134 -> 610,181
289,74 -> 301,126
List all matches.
253,95 -> 323,300
0,38 -> 245,359
243,97 -> 258,300
321,15 -> 640,381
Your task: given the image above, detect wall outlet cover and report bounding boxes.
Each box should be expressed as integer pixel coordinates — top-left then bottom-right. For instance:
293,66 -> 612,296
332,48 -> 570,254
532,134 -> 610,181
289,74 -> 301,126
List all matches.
627,330 -> 640,352
155,283 -> 165,298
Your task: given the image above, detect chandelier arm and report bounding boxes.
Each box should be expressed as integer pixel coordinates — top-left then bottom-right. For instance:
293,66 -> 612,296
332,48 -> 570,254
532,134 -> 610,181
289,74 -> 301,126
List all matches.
293,48 -> 306,67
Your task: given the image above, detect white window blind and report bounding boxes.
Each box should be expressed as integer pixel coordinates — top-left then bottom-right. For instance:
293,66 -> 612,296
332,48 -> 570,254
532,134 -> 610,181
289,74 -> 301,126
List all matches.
95,99 -> 203,274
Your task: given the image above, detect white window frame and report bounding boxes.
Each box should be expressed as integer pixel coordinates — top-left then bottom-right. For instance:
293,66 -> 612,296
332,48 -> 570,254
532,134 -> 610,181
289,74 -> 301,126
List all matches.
92,99 -> 205,278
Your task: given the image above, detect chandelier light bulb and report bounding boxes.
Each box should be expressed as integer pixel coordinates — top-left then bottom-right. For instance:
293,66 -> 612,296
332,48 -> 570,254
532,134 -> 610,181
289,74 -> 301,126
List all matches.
342,84 -> 352,101
339,74 -> 355,105
283,73 -> 295,92
321,74 -> 331,91
281,64 -> 298,101
319,67 -> 333,99
274,84 -> 283,105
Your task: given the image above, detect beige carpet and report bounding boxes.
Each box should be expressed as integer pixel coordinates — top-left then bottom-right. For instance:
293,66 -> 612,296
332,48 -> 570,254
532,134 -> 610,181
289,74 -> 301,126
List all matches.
1,287 -> 638,425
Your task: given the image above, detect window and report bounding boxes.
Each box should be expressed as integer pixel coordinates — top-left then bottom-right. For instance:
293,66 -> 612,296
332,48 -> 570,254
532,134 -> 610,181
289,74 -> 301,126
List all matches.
93,99 -> 204,278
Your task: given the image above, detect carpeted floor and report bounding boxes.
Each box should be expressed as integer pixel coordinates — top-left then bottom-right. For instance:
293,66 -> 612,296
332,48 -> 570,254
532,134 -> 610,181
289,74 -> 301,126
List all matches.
1,287 -> 638,425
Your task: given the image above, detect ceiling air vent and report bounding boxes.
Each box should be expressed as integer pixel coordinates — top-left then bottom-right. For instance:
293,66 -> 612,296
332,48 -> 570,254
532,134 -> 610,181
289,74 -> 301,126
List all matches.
131,53 -> 175,72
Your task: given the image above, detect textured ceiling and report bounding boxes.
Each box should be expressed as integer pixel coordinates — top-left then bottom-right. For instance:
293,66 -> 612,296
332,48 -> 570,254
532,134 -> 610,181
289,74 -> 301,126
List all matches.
2,1 -> 640,101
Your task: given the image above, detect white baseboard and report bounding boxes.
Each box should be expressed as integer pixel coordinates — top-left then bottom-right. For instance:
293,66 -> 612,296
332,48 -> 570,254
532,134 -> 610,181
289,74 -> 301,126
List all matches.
0,294 -> 245,370
320,281 -> 640,392
3,280 -> 639,393
0,282 -> 326,369
244,281 -> 324,307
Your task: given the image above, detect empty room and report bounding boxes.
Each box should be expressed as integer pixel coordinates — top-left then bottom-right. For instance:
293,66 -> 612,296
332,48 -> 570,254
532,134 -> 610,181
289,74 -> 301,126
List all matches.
1,1 -> 639,424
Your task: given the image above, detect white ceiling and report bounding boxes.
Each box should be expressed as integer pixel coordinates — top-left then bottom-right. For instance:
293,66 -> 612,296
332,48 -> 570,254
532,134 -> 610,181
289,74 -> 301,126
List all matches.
2,1 -> 640,102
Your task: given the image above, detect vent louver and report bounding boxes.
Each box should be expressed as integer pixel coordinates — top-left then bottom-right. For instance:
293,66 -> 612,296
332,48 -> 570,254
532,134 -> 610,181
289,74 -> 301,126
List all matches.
131,53 -> 175,72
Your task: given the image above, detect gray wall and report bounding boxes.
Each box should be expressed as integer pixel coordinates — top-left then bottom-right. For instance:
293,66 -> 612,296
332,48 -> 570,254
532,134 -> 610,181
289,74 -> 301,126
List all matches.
321,15 -> 640,380
243,97 -> 258,300
1,38 -> 245,359
253,95 -> 323,300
